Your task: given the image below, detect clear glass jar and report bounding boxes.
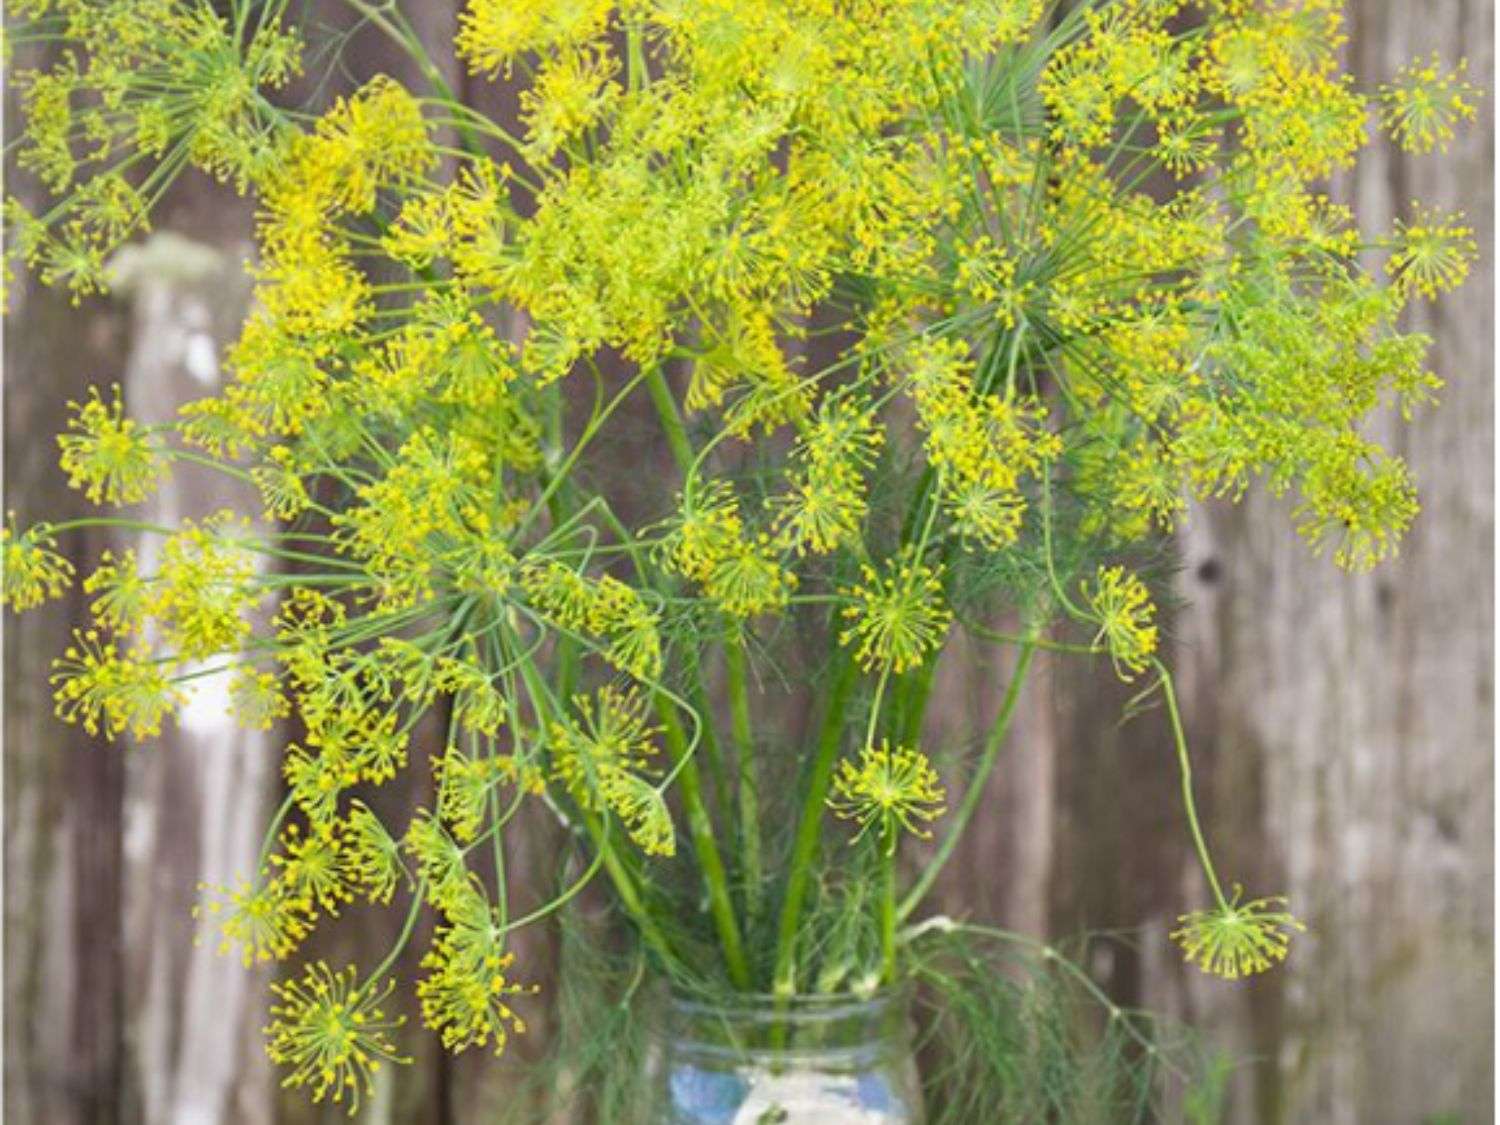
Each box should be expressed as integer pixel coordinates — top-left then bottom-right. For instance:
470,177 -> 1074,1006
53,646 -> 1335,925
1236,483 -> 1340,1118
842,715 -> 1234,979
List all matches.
647,989 -> 925,1124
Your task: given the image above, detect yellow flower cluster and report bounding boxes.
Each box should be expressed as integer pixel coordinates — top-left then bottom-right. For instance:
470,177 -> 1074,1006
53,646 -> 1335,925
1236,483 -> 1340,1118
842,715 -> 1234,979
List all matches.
519,560 -> 663,681
1,521 -> 74,611
828,741 -> 947,850
50,627 -> 184,739
265,962 -> 408,1114
417,890 -> 538,1055
549,686 -> 675,857
841,551 -> 952,675
660,481 -> 796,619
1171,890 -> 1307,981
57,386 -> 165,506
773,394 -> 884,555
901,339 -> 1059,550
1083,566 -> 1159,681
1380,53 -> 1481,155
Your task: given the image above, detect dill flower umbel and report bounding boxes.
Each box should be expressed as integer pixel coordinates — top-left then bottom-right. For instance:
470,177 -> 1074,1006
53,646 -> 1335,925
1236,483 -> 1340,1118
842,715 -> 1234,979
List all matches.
57,386 -> 165,506
50,628 -> 184,739
197,878 -> 311,968
1385,208 -> 1479,300
1380,53 -> 1481,155
828,741 -> 947,850
1170,889 -> 1307,981
841,552 -> 952,674
1,520 -> 74,611
549,686 -> 676,856
265,962 -> 408,1113
1082,566 -> 1159,680
418,890 -> 538,1054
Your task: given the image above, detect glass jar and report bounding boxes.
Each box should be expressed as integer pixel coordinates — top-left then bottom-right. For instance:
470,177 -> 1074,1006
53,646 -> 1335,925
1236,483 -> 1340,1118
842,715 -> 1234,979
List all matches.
647,989 -> 925,1124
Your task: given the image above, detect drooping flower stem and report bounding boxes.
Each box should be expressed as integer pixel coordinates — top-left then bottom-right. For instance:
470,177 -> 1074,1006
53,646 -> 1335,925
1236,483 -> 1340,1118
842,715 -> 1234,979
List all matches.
1155,659 -> 1229,910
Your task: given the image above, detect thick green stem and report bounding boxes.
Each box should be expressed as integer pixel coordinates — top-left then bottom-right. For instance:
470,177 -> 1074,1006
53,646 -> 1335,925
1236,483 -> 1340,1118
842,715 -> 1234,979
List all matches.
899,638 -> 1038,920
724,638 -> 764,922
642,365 -> 697,475
772,657 -> 859,994
654,697 -> 752,990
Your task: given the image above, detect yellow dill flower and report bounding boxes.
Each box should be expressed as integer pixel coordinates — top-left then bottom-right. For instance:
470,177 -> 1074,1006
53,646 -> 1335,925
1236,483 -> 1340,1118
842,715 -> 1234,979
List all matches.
658,480 -> 744,585
51,628 -> 183,739
228,665 -> 290,731
1384,207 -> 1478,300
1380,53 -> 1480,155
519,560 -> 663,681
549,686 -> 676,857
703,536 -> 797,620
152,514 -> 260,659
1082,566 -> 1159,680
265,962 -> 409,1114
457,0 -> 613,77
57,385 -> 165,505
418,890 -> 538,1054
82,547 -> 151,635
1,521 -> 75,611
269,821 -> 354,917
250,448 -> 312,520
434,745 -> 511,843
339,801 -> 404,906
405,811 -> 475,912
840,551 -> 952,675
283,744 -> 360,826
772,392 -> 883,555
520,45 -> 619,160
828,741 -> 946,851
197,878 -> 311,967
1170,889 -> 1306,981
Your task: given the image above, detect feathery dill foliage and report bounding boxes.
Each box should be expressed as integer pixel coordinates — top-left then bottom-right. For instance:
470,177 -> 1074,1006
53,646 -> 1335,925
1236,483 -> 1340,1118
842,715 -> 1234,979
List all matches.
2,0 -> 1477,1110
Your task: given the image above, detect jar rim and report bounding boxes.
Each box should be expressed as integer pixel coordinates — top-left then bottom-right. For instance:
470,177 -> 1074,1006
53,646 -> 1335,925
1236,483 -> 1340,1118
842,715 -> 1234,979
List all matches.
651,982 -> 909,1029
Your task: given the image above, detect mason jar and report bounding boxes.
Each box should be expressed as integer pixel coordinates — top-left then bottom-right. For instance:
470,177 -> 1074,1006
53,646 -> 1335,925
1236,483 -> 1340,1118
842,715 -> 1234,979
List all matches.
647,989 -> 925,1123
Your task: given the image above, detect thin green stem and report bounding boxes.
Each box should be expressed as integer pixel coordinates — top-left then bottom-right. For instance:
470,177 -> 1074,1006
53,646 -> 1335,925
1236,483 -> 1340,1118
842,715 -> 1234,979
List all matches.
1155,659 -> 1229,909
367,880 -> 426,986
880,837 -> 898,984
899,637 -> 1038,920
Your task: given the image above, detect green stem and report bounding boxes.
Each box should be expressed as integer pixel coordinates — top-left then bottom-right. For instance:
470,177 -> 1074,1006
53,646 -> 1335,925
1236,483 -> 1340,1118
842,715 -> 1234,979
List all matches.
654,696 -> 752,990
367,881 -> 426,986
772,657 -> 859,994
724,637 -> 764,922
880,839 -> 898,983
899,638 -> 1038,920
512,635 -> 682,969
642,365 -> 696,472
1155,659 -> 1229,909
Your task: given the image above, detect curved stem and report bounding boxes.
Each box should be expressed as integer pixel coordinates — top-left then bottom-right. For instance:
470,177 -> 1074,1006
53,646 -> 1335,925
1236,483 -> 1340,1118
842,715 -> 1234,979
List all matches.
1154,659 -> 1229,909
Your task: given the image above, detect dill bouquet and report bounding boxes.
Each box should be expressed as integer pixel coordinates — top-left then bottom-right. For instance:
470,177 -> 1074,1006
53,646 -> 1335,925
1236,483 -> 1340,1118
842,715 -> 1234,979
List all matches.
3,0 -> 1477,1116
